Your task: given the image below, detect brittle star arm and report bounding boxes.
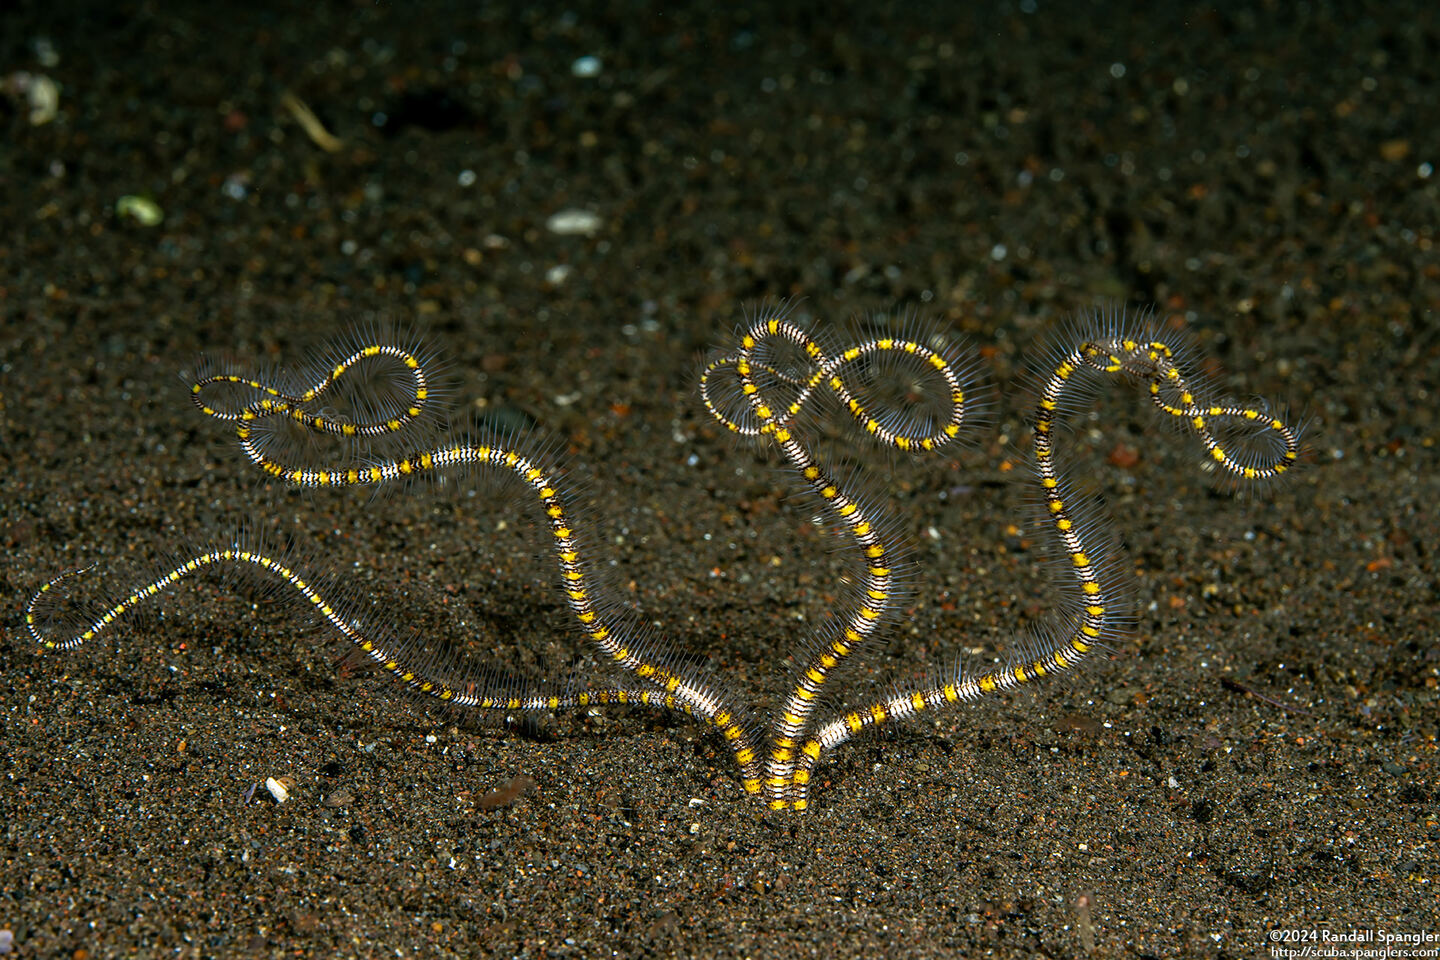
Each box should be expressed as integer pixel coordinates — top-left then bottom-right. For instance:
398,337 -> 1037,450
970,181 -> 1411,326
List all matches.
701,304 -> 986,808
783,314 -> 1304,809
32,339 -> 767,794
25,549 -> 746,748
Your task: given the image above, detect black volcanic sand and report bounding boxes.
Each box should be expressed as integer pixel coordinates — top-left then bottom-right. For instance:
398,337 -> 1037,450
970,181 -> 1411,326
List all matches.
2,1 -> 1437,957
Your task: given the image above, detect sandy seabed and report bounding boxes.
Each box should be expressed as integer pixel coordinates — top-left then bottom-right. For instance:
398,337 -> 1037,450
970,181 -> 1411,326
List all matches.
2,1 -> 1436,957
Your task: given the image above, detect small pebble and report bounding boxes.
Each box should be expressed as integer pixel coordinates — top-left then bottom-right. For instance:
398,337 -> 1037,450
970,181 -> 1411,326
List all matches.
4,71 -> 59,125
571,56 -> 602,78
33,36 -> 60,67
116,195 -> 163,226
546,208 -> 602,236
26,73 -> 59,125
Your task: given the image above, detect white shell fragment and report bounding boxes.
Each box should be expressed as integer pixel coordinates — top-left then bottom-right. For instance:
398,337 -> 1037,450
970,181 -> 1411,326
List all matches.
2,71 -> 59,125
546,208 -> 602,236
265,776 -> 290,804
115,195 -> 163,226
26,74 -> 59,125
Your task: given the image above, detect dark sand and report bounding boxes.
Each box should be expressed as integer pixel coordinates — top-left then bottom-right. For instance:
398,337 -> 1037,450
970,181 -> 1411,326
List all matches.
3,1 -> 1437,957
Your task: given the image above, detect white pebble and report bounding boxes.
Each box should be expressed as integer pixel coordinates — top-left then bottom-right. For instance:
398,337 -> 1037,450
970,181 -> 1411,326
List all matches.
546,208 -> 601,236
25,73 -> 59,125
116,195 -> 163,226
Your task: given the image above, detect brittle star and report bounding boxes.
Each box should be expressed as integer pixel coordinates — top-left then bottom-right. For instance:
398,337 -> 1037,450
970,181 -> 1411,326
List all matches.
28,303 -> 1303,811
